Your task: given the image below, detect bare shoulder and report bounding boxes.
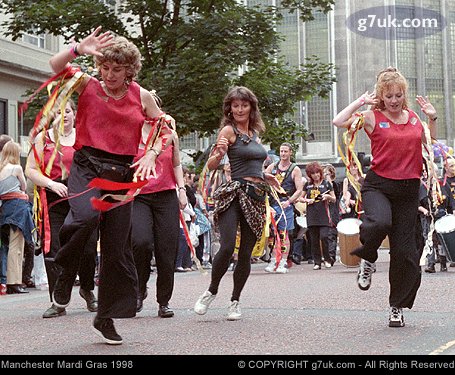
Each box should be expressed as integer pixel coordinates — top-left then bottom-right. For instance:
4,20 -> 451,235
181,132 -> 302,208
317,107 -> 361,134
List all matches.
362,110 -> 376,132
218,125 -> 235,140
292,164 -> 302,177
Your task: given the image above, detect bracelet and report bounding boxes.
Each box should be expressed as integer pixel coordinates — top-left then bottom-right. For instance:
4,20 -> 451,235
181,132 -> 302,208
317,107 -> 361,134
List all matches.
178,186 -> 186,192
47,181 -> 54,190
430,116 -> 438,121
73,43 -> 80,56
69,43 -> 80,58
148,148 -> 159,157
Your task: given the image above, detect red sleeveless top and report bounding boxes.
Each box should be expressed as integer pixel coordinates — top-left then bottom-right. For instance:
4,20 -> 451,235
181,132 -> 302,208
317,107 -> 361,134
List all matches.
368,109 -> 423,180
43,131 -> 75,180
134,145 -> 177,194
74,78 -> 145,156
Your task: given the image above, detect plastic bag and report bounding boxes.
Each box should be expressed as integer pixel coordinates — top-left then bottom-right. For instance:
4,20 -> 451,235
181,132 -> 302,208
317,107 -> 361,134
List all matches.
189,224 -> 201,247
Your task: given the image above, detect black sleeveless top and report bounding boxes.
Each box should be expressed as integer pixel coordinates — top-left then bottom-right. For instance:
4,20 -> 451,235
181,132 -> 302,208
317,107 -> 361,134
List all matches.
228,125 -> 267,180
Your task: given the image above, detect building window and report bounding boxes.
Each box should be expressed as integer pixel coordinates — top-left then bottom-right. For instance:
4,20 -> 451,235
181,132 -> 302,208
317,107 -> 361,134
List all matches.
0,100 -> 7,135
22,33 -> 45,49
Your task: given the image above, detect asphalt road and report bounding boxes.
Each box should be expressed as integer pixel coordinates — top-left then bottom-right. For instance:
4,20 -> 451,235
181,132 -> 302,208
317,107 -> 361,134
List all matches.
1,248 -> 455,365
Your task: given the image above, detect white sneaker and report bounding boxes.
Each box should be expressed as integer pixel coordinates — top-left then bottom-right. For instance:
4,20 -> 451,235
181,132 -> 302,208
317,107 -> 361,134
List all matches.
324,261 -> 332,269
388,307 -> 405,327
275,259 -> 288,274
357,259 -> 376,291
194,290 -> 216,315
264,258 -> 276,273
227,300 -> 241,321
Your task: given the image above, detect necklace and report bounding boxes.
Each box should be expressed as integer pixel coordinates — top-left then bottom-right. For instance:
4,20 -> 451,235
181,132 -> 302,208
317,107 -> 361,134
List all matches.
61,129 -> 74,137
102,82 -> 128,100
235,125 -> 252,144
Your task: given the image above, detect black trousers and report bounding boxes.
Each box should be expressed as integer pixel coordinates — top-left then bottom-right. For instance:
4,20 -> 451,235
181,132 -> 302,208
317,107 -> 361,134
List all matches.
209,197 -> 257,301
354,170 -> 421,309
132,189 -> 179,306
55,150 -> 137,319
307,226 -> 331,266
45,191 -> 97,302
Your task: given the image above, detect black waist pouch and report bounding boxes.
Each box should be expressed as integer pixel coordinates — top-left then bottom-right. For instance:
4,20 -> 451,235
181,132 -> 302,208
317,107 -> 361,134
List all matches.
236,179 -> 268,202
88,155 -> 132,182
79,148 -> 133,183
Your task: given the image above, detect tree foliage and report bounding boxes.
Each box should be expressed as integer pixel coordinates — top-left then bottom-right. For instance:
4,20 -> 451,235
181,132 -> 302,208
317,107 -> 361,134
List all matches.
1,0 -> 335,145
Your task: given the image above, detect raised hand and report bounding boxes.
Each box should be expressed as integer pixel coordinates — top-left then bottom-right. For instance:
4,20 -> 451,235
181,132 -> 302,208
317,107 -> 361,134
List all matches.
416,95 -> 436,119
78,26 -> 114,57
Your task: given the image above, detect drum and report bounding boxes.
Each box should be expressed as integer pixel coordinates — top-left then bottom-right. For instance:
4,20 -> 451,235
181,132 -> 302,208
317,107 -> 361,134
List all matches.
434,214 -> 455,262
336,218 -> 362,267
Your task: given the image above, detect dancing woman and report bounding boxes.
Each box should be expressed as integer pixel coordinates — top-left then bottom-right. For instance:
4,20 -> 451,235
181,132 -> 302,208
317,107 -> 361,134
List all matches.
333,67 -> 437,327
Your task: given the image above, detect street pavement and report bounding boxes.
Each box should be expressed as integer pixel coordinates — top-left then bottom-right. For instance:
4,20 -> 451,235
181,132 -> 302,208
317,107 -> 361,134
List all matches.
1,248 -> 455,360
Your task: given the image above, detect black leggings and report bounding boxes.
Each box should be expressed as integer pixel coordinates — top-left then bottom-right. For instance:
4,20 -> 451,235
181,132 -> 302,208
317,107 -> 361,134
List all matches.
209,197 -> 257,301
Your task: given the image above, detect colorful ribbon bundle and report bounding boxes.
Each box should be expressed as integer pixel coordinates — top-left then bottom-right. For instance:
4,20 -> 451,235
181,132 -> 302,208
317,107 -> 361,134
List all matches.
337,113 -> 365,213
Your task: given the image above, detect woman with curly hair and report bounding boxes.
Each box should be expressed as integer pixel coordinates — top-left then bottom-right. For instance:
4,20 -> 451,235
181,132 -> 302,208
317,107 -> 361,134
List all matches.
333,67 -> 437,327
47,27 -> 167,344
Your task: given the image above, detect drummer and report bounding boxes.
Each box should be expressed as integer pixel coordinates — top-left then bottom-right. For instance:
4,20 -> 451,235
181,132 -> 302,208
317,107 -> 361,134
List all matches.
301,161 -> 337,270
418,164 -> 455,273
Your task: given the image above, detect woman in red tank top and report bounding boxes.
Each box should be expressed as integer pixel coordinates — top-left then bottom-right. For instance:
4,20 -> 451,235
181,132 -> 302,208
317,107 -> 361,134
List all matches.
26,100 -> 99,319
333,67 -> 437,328
46,27 -> 171,345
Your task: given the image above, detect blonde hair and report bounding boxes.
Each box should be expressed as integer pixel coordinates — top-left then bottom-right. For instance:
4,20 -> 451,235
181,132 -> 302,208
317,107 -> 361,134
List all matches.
0,140 -> 21,172
375,67 -> 409,110
94,36 -> 142,82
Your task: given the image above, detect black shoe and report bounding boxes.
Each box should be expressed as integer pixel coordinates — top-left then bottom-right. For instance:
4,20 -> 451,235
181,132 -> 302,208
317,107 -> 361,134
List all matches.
307,259 -> 314,264
425,264 -> 436,273
158,304 -> 174,318
79,288 -> 98,312
42,304 -> 66,318
92,317 -> 123,345
441,264 -> 448,272
136,289 -> 148,313
23,279 -> 36,288
52,278 -> 73,308
6,284 -> 29,294
291,255 -> 301,265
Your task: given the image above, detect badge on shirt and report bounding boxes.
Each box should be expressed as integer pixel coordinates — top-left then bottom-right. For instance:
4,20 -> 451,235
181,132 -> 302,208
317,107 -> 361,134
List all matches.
410,117 -> 417,125
379,122 -> 390,128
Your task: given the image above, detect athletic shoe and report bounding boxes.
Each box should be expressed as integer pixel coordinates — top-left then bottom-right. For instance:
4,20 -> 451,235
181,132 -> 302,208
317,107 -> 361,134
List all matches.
227,300 -> 241,321
357,259 -> 376,291
275,259 -> 288,274
388,307 -> 405,327
264,259 -> 276,273
194,290 -> 216,315
52,278 -> 73,308
92,317 -> 123,345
